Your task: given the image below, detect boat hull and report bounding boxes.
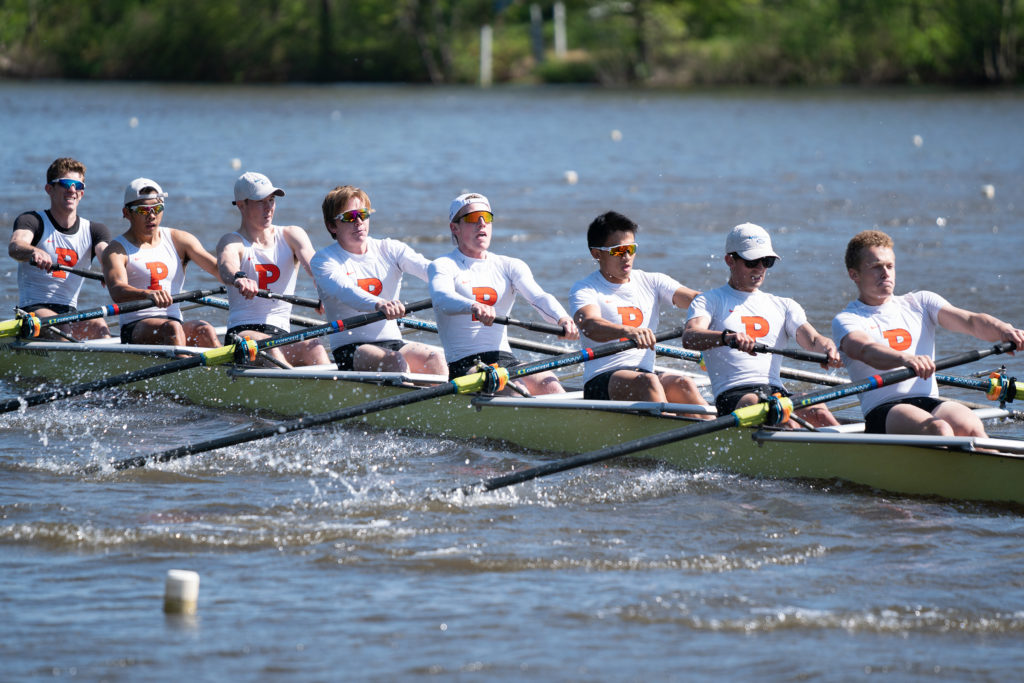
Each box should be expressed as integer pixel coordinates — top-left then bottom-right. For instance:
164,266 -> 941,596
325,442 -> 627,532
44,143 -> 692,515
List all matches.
3,339 -> 1023,505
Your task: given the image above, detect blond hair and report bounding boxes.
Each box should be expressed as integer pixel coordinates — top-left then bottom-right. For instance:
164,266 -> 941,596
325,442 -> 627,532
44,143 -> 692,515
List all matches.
321,186 -> 371,237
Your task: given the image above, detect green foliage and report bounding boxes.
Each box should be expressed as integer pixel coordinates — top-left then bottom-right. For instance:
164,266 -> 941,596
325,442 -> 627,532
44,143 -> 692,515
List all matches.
0,0 -> 1021,84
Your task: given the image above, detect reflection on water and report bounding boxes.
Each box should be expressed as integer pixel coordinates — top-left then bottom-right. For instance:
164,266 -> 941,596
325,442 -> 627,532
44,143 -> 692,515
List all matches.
1,82 -> 1023,680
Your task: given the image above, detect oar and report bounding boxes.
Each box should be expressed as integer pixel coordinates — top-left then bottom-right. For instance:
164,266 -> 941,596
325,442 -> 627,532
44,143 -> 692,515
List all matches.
0,299 -> 433,414
460,342 -> 1017,494
53,264 -> 105,282
103,328 -> 684,471
0,286 -> 226,339
398,317 -> 571,356
193,296 -> 326,328
494,316 -> 567,336
256,290 -> 321,309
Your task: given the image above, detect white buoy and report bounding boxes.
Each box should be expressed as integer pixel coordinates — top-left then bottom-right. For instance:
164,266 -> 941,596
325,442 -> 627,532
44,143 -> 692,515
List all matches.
912,134 -> 923,147
129,117 -> 139,129
982,184 -> 995,199
231,158 -> 242,170
564,170 -> 579,185
164,569 -> 200,614
936,217 -> 947,227
610,129 -> 623,142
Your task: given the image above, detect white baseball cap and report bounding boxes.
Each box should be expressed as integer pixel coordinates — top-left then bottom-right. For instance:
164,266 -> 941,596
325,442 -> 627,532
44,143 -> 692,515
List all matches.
449,192 -> 491,222
233,172 -> 285,205
725,223 -> 780,260
123,178 -> 168,206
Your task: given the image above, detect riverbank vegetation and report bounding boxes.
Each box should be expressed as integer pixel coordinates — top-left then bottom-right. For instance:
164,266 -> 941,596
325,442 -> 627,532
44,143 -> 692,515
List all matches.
1,0 -> 1020,85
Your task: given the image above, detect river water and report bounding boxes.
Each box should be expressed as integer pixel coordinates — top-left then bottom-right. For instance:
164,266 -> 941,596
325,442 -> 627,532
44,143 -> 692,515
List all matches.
1,82 -> 1023,680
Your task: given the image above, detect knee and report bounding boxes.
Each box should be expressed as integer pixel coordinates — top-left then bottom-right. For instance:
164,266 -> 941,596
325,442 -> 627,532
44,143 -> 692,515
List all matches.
921,418 -> 955,437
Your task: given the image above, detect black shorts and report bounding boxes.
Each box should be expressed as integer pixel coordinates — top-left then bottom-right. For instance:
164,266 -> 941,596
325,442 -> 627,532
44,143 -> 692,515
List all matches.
583,367 -> 650,400
332,340 -> 406,371
863,396 -> 945,434
715,383 -> 791,416
224,323 -> 288,345
447,351 -> 519,379
21,303 -> 76,315
120,316 -> 181,344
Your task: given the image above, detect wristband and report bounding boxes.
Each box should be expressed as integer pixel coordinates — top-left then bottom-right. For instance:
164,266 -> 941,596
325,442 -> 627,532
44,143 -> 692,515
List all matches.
233,271 -> 247,282
721,329 -> 733,346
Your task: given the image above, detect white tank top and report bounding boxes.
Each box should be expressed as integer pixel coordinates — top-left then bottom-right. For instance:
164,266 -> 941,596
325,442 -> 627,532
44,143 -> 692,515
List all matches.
113,227 -> 186,325
226,228 -> 298,331
17,211 -> 95,308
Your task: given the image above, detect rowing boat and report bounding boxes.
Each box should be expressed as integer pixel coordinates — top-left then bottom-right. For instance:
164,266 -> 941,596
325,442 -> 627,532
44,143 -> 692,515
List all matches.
2,337 -> 1022,505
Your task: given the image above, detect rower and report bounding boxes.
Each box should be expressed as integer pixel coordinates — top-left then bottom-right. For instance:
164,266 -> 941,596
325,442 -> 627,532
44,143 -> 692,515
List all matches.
311,185 -> 445,374
9,157 -> 112,340
832,229 -> 1024,436
569,211 -> 710,417
216,172 -> 329,367
428,192 -> 578,394
683,222 -> 842,428
101,178 -> 222,347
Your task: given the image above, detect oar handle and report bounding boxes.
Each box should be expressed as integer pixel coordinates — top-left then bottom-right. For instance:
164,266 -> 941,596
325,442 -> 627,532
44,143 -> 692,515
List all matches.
53,264 -> 105,282
256,290 -> 321,309
493,316 -> 567,336
748,343 -> 829,364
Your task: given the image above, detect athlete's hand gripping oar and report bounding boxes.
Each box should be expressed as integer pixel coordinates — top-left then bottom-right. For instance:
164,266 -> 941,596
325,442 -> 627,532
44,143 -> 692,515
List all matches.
53,264 -> 105,282
103,328 -> 684,471
1,299 -> 432,415
459,342 -> 1018,495
255,290 -> 321,309
0,286 -> 227,339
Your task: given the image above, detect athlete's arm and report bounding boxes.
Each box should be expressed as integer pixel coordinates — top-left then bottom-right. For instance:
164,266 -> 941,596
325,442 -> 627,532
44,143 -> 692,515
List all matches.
938,304 -> 1024,352
795,322 -> 842,368
838,329 -> 935,378
100,240 -> 173,307
174,229 -> 222,282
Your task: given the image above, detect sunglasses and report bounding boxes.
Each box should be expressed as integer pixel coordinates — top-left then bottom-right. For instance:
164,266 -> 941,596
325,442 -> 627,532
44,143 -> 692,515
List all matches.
51,178 -> 85,192
334,208 -> 373,223
592,243 -> 638,257
733,253 -> 777,269
128,204 -> 165,217
457,211 -> 493,224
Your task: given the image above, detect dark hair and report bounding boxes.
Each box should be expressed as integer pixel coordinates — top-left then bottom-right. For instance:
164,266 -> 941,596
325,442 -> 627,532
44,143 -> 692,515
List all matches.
587,211 -> 638,248
46,158 -> 85,183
